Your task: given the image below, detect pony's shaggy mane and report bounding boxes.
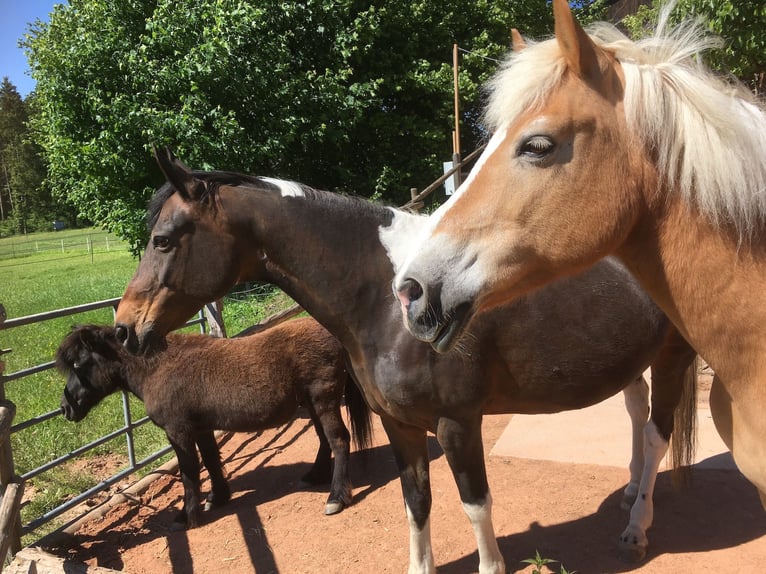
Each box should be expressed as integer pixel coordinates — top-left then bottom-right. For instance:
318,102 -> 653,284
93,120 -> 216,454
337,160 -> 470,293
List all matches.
485,4 -> 766,236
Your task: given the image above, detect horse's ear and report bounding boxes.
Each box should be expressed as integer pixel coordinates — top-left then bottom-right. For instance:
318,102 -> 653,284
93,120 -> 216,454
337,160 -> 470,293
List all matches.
511,29 -> 526,52
553,0 -> 602,81
152,146 -> 203,201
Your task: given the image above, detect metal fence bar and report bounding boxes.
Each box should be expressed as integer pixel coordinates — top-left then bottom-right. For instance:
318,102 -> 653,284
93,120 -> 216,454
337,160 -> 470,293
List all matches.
121,393 -> 137,468
0,298 -> 121,330
10,409 -> 60,433
22,445 -> 175,534
2,361 -> 55,384
20,416 -> 153,482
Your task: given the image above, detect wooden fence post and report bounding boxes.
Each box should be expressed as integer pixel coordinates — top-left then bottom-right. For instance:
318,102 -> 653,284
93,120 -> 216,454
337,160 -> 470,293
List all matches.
0,304 -> 24,566
204,300 -> 227,338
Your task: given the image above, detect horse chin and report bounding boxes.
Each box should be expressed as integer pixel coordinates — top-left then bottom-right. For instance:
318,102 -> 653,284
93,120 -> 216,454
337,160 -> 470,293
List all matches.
429,302 -> 475,354
61,404 -> 86,423
117,322 -> 167,356
137,328 -> 167,356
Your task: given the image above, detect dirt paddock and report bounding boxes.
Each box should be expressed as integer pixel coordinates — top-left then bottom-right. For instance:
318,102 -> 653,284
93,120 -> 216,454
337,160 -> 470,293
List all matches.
39,405 -> 766,574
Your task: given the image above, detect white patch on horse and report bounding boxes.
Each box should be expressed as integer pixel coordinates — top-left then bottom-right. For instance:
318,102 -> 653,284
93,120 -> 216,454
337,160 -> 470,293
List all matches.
389,129 -> 507,309
259,177 -> 305,198
442,127 -> 508,216
461,492 -> 506,574
405,505 -> 435,574
379,209 -> 427,274
620,418 -> 669,559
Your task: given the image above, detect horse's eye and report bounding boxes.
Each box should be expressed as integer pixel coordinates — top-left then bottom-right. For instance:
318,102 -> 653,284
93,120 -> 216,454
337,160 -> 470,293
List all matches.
518,136 -> 555,160
153,235 -> 171,251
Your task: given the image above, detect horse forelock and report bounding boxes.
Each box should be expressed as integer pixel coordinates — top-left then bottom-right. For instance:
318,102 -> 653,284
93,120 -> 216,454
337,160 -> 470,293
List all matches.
485,7 -> 766,238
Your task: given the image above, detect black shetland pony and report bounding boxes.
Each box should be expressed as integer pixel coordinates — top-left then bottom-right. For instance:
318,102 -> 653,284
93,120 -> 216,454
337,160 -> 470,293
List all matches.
57,318 -> 371,529
113,149 -> 697,569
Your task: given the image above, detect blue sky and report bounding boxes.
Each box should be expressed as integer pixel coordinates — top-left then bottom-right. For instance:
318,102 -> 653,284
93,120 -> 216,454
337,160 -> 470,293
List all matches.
0,0 -> 61,98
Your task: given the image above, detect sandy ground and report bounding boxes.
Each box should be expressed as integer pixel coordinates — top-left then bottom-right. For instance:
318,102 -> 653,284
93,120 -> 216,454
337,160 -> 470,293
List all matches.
40,397 -> 766,574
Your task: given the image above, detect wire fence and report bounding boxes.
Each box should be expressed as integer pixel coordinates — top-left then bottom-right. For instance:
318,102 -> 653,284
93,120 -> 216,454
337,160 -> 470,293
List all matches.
0,232 -> 128,261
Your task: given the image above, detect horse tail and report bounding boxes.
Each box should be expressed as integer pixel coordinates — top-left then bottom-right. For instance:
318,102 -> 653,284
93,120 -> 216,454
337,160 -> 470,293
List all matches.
670,354 -> 698,488
344,373 -> 373,453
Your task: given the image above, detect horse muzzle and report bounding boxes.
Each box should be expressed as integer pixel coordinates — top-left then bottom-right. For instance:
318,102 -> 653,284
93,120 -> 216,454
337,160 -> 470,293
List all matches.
394,277 -> 474,353
60,397 -> 86,422
114,322 -> 166,356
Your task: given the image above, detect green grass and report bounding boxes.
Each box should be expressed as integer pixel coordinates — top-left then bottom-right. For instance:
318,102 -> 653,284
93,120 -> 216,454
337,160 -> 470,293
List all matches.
0,228 -> 294,543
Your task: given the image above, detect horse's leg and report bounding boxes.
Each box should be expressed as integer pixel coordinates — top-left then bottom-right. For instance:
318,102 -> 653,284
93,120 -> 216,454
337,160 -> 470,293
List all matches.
621,375 -> 649,509
436,416 -> 505,574
619,329 -> 697,562
166,429 -> 203,529
196,430 -> 231,510
300,408 -> 334,486
305,399 -> 353,515
710,373 -> 766,507
380,415 -> 435,574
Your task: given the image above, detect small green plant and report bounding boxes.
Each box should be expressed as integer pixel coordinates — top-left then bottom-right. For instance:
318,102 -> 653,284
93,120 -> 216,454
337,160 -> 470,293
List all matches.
521,550 -> 576,574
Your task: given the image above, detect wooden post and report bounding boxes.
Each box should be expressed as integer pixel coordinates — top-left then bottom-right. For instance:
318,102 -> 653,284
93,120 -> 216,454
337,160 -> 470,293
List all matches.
0,304 -> 22,559
203,300 -> 227,338
452,44 -> 462,187
408,188 -> 424,213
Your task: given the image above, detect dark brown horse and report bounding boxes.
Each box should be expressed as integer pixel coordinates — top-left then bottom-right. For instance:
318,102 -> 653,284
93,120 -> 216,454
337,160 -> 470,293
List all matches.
113,148 -> 697,570
57,318 -> 371,528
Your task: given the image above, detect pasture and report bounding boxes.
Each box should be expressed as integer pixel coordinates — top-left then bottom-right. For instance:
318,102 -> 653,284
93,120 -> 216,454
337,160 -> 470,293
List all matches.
0,229 -> 293,542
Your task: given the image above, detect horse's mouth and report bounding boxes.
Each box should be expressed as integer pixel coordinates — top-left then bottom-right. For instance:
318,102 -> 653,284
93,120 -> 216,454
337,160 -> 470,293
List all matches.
137,329 -> 167,356
61,404 -> 86,423
429,302 -> 473,354
115,323 -> 167,356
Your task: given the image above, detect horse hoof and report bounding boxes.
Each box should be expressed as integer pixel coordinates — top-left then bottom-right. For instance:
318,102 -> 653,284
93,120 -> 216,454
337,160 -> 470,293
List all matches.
618,542 -> 647,563
324,501 -> 345,515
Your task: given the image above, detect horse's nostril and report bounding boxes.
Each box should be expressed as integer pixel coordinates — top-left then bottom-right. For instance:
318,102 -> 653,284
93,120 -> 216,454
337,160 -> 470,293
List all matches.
402,278 -> 424,303
115,325 -> 128,345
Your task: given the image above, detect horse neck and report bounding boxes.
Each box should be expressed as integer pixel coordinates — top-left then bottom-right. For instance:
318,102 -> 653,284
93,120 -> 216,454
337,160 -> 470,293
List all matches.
618,194 -> 766,380
117,348 -> 160,401
237,188 -> 397,343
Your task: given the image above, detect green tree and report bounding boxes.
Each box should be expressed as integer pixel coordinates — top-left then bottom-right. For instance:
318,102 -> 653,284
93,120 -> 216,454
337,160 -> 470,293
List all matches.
0,78 -> 52,235
621,1 -> 766,93
24,0 -> 584,251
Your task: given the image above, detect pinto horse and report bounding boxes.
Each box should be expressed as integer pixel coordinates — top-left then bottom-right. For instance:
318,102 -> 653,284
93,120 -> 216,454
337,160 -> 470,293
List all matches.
392,0 -> 766,509
113,148 -> 697,571
57,318 -> 371,527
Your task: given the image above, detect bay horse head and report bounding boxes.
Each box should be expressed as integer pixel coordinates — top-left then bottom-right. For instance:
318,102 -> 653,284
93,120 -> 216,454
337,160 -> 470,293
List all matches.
392,0 -> 766,352
114,147 -> 263,354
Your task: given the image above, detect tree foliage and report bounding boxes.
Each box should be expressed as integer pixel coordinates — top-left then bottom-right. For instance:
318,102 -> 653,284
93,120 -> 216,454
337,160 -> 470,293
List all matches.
621,0 -> 766,93
23,0 -> 575,251
0,78 -> 53,235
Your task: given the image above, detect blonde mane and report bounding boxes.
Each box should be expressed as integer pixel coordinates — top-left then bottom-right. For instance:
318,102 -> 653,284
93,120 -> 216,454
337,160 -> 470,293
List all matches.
484,6 -> 766,236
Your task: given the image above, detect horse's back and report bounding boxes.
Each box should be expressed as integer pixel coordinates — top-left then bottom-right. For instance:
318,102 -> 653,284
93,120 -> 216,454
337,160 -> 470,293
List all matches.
150,317 -> 346,430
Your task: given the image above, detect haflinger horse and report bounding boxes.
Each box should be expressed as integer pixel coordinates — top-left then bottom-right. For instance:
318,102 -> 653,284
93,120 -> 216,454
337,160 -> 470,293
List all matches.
113,147 -> 698,571
57,318 -> 372,528
391,0 -> 766,511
